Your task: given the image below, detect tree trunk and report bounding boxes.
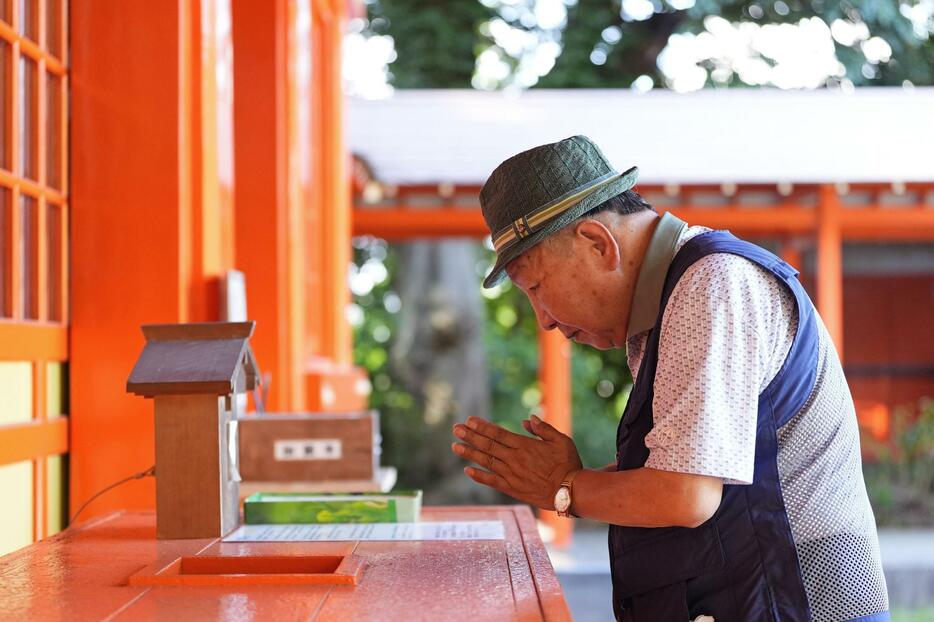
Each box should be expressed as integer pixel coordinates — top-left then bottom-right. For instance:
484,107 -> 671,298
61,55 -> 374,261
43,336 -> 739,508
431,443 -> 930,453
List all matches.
390,239 -> 500,505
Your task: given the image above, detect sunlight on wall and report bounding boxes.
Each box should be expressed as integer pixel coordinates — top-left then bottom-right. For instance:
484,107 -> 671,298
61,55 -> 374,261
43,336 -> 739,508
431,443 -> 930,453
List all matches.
0,461 -> 33,556
0,362 -> 32,424
0,364 -> 34,554
0,363 -> 68,548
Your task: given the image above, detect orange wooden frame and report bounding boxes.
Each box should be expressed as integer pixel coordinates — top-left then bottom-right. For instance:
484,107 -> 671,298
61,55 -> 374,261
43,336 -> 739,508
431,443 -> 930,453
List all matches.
0,0 -> 69,545
353,183 -> 934,241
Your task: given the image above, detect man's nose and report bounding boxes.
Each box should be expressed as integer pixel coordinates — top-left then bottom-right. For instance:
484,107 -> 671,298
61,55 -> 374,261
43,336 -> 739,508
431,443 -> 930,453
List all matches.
529,300 -> 557,331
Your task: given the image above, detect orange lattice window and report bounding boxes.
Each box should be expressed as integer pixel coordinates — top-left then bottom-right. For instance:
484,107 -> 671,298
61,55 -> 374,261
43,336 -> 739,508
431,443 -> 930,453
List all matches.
0,0 -> 67,323
0,0 -> 69,552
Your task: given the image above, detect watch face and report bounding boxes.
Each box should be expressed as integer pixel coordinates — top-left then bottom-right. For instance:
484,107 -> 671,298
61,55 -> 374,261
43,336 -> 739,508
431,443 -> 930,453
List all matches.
554,486 -> 570,512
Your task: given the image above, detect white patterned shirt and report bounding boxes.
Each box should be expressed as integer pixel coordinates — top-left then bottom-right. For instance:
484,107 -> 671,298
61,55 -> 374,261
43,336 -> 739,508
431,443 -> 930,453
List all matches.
627,221 -> 796,485
623,213 -> 888,621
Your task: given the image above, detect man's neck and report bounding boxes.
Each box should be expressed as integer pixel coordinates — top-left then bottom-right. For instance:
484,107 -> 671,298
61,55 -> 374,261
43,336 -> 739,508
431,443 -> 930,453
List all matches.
609,211 -> 662,344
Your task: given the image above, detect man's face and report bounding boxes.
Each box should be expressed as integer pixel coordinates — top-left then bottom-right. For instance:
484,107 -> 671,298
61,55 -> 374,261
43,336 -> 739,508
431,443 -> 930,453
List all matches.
505,230 -> 625,350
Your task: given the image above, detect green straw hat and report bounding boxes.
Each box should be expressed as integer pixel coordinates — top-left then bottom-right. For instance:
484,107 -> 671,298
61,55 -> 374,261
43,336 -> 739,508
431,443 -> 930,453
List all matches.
480,135 -> 639,288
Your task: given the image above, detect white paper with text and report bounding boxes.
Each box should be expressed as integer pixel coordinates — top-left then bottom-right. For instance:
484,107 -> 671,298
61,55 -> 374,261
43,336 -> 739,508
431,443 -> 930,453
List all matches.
223,521 -> 505,542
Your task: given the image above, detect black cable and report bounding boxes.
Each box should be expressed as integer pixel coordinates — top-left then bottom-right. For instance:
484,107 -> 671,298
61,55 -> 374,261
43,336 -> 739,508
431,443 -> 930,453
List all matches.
69,466 -> 155,525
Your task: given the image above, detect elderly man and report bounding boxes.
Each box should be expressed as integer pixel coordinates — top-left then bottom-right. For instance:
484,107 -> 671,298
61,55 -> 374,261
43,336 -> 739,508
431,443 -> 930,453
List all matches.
451,136 -> 889,622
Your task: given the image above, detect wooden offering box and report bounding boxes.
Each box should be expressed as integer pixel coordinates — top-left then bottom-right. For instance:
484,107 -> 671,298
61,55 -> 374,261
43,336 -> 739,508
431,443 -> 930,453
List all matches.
239,411 -> 380,482
126,322 -> 261,540
0,506 -> 571,621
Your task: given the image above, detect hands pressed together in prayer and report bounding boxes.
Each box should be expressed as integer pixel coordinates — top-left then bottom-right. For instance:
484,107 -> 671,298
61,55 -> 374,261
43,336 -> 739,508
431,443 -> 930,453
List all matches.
451,415 -> 583,510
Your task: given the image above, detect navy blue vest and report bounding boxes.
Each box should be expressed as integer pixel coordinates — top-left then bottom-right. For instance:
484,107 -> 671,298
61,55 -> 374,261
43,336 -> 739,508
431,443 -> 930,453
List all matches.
610,231 -> 826,621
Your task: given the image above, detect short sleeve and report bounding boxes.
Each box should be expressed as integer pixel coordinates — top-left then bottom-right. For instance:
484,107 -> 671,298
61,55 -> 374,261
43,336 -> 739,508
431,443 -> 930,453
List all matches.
643,253 -> 795,485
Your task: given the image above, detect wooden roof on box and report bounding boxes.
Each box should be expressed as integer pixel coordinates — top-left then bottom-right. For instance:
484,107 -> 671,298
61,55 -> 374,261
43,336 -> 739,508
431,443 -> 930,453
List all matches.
126,322 -> 260,397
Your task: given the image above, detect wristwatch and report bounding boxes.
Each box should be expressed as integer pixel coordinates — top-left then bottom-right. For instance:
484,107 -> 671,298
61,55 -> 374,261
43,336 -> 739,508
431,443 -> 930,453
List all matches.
554,469 -> 581,518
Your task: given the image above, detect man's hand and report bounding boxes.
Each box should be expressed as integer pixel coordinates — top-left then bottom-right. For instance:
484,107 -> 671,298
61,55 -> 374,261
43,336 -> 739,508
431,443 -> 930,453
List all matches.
451,415 -> 583,510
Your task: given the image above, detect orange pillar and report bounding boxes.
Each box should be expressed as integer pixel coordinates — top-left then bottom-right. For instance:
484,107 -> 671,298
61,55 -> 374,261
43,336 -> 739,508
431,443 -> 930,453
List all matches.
778,237 -> 802,273
315,0 -> 352,366
538,327 -> 573,547
817,185 -> 844,359
306,0 -> 368,412
232,0 -> 307,411
70,0 -> 235,519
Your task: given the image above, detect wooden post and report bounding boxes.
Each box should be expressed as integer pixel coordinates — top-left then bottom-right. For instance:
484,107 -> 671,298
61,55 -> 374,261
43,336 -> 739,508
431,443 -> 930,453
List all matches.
817,185 -> 844,359
153,395 -> 238,539
538,326 -> 573,548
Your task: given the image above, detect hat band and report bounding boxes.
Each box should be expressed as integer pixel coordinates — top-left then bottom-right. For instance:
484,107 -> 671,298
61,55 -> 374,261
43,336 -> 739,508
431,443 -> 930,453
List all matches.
491,171 -> 622,254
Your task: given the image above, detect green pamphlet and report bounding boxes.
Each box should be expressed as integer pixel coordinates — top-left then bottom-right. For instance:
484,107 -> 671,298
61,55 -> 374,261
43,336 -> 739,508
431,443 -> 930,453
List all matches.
243,490 -> 423,524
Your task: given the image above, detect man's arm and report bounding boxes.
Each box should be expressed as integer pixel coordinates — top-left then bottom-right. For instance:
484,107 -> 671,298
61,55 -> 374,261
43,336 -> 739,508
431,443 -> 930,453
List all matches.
571,467 -> 722,528
453,415 -> 722,529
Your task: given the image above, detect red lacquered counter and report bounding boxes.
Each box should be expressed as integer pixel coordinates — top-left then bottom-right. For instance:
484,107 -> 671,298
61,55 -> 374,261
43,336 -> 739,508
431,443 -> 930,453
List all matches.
0,505 -> 571,621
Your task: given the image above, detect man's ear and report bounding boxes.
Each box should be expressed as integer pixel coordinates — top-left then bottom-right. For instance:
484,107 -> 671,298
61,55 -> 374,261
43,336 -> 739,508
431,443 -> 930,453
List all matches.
574,220 -> 620,269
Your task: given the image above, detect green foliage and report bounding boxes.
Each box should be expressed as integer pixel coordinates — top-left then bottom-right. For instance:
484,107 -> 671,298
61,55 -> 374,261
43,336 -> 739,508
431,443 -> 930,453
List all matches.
862,398 -> 934,526
891,608 -> 934,622
364,0 -> 934,89
350,238 -> 422,483
570,341 -> 632,468
364,0 -> 495,87
538,0 -> 685,88
540,0 -> 934,88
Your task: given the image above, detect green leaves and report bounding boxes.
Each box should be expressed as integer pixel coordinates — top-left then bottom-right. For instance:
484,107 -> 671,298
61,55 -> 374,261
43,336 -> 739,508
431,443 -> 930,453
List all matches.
363,0 -> 933,90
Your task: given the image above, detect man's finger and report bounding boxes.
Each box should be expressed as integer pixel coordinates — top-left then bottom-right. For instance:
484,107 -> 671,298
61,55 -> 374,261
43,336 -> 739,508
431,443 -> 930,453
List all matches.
453,423 -> 515,460
465,416 -> 526,448
464,466 -> 510,494
528,414 -> 562,441
451,442 -> 512,476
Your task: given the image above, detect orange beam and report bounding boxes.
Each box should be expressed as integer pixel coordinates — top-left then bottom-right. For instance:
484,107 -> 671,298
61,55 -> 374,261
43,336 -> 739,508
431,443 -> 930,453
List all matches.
353,209 -> 488,240
841,207 -> 934,240
0,19 -> 66,75
0,193 -> 9,317
353,204 -> 934,241
817,185 -> 844,358
5,186 -> 17,320
232,0 -> 301,410
537,326 -> 573,548
314,2 -> 352,366
285,0 -> 312,408
9,36 -> 20,320
0,322 -> 67,360
0,169 -> 66,203
184,0 -> 236,322
0,418 -> 68,467
355,205 -> 813,239
32,360 -> 48,540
